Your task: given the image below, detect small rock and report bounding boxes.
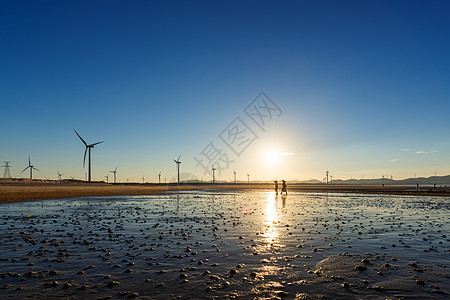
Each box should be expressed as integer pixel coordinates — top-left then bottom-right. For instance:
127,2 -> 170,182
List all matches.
127,292 -> 139,298
63,282 -> 72,289
277,291 -> 289,297
354,265 -> 367,271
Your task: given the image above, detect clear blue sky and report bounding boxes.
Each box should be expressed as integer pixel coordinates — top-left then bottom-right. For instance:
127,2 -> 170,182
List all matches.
1,0 -> 449,182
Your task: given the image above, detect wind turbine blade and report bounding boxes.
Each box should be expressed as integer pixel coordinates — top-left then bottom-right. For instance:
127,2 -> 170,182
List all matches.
21,166 -> 30,173
74,129 -> 88,146
177,154 -> 182,161
114,166 -> 118,172
28,156 -> 31,166
90,141 -> 104,147
34,168 -> 40,171
83,147 -> 88,167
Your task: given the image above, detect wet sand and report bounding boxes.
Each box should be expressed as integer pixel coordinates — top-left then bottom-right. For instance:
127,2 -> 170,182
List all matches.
0,190 -> 449,299
1,180 -> 450,204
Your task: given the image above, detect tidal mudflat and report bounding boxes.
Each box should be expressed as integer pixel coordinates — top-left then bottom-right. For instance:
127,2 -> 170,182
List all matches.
0,191 -> 448,299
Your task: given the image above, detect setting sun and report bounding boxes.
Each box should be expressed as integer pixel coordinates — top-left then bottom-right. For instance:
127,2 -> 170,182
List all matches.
264,150 -> 294,165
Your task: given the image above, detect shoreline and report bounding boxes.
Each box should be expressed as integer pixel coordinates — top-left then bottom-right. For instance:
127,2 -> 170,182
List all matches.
1,181 -> 449,203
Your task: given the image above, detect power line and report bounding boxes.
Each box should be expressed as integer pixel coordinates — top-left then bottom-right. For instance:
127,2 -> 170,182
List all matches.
2,161 -> 12,178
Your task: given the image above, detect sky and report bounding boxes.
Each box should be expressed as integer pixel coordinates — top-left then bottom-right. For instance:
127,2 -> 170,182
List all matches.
1,0 -> 449,183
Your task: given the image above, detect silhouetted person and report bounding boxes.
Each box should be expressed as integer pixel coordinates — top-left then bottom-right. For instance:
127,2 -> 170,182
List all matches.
281,180 -> 287,195
274,180 -> 278,194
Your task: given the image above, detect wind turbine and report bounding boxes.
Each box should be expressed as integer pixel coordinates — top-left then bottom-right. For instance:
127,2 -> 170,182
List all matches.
212,165 -> 216,184
74,129 -> 103,182
109,167 -> 118,184
233,169 -> 236,184
57,171 -> 64,181
21,156 -> 39,179
142,175 -> 145,184
173,154 -> 181,184
105,174 -> 109,183
247,173 -> 249,184
158,172 -> 161,184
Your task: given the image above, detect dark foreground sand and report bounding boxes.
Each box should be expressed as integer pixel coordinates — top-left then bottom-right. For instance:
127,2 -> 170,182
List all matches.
0,190 -> 448,299
1,180 -> 450,203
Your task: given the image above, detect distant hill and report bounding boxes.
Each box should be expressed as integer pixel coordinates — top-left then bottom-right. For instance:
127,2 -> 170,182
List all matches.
321,175 -> 450,186
295,179 -> 323,184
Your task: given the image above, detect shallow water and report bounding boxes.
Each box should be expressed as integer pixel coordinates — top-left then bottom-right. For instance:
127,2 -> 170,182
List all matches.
0,191 -> 449,299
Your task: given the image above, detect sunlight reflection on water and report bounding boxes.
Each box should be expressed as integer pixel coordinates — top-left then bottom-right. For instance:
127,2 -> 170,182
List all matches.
263,193 -> 278,245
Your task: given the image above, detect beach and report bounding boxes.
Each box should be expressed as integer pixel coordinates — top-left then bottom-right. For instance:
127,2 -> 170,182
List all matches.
1,180 -> 450,204
0,187 -> 449,299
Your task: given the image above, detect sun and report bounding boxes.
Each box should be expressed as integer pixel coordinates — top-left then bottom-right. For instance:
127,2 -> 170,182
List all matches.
264,150 -> 294,166
265,150 -> 280,165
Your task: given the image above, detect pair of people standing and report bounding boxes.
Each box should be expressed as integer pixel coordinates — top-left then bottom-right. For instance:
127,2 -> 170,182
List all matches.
274,180 -> 287,195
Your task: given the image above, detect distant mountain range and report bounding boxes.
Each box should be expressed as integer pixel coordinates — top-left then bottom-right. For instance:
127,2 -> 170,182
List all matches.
295,175 -> 450,186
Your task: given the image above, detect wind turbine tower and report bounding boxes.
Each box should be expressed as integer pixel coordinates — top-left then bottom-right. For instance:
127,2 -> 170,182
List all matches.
212,165 -> 216,184
109,167 -> 118,184
247,173 -> 249,184
105,174 -> 109,183
233,169 -> 236,184
21,156 -> 39,179
2,161 -> 12,179
74,129 -> 103,182
158,172 -> 161,184
326,170 -> 329,184
173,154 -> 181,184
142,175 -> 145,184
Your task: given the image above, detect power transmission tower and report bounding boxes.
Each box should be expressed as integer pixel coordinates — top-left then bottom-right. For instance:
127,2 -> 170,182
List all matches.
2,161 -> 12,178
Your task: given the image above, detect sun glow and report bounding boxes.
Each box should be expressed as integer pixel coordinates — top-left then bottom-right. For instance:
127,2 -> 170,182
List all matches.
264,150 -> 294,165
265,150 -> 279,164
